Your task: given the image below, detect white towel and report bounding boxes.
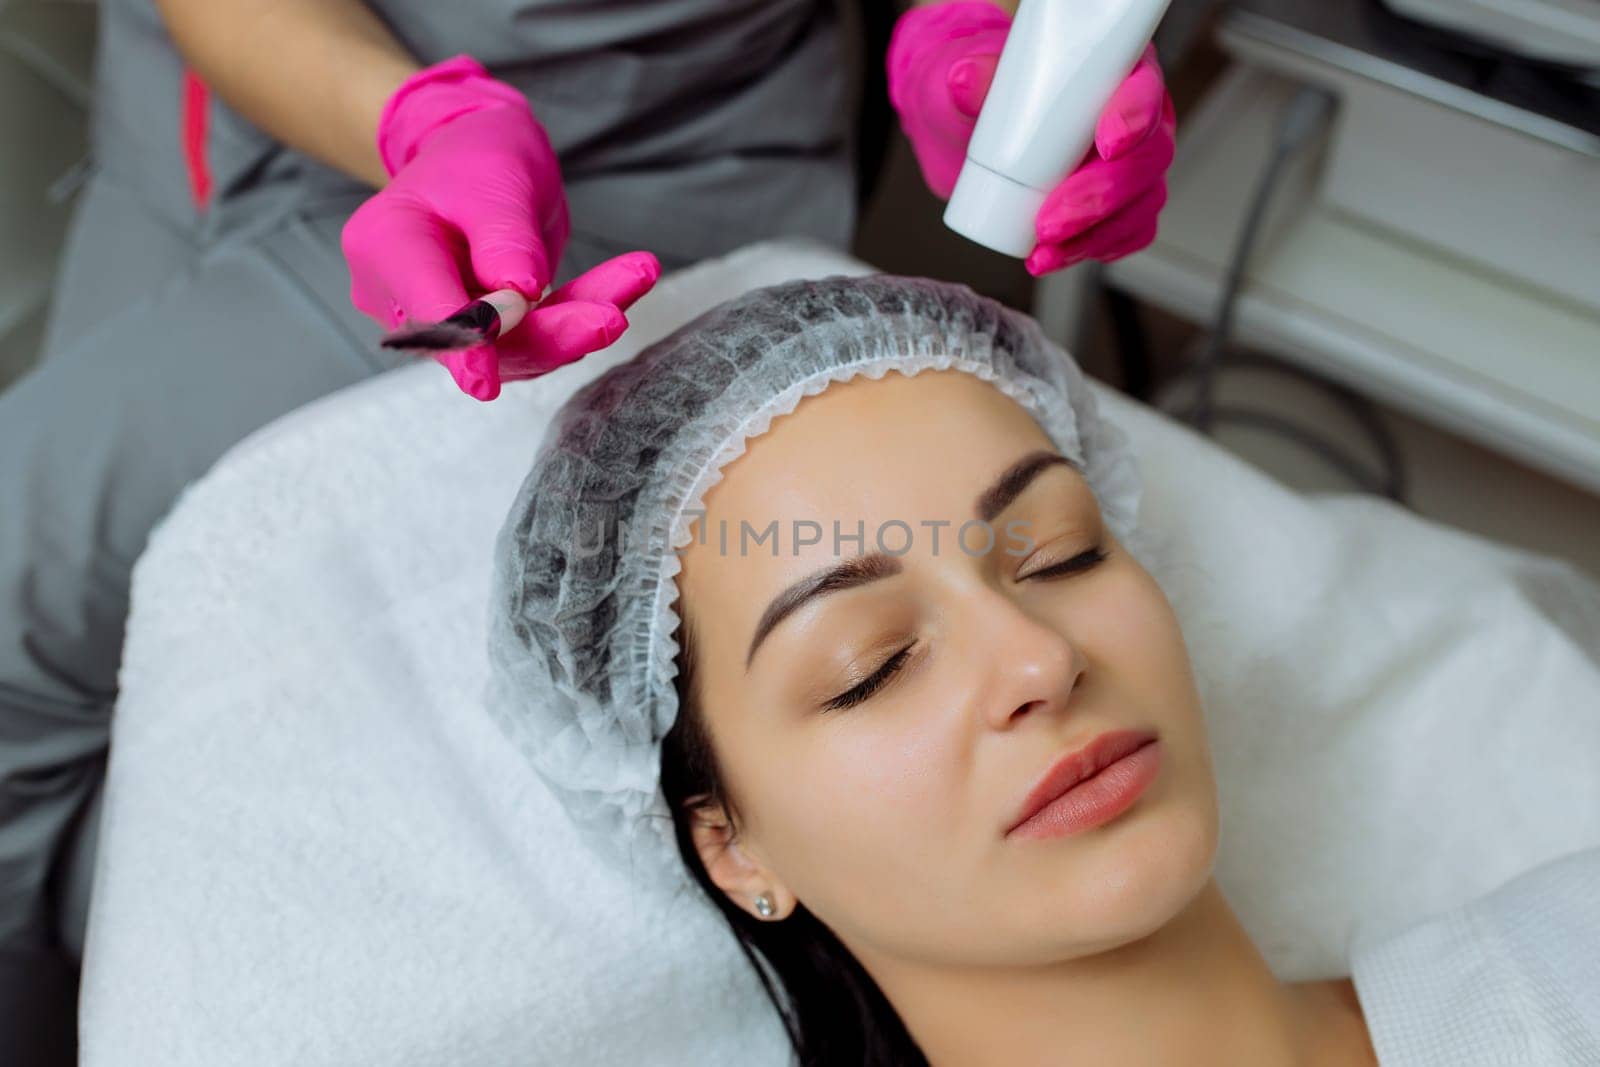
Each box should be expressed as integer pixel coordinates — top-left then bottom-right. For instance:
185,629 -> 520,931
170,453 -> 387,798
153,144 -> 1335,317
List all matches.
81,240 -> 1600,1066
1350,844 -> 1600,1065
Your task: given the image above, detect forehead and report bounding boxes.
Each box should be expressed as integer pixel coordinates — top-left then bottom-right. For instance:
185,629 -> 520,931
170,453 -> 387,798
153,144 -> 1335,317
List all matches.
674,370 -> 1074,615
696,370 -> 1055,533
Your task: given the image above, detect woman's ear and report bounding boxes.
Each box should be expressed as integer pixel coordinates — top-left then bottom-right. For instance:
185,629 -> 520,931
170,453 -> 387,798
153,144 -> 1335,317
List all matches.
686,799 -> 792,920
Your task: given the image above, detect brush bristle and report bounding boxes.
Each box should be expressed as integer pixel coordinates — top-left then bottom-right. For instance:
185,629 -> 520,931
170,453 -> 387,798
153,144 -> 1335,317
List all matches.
380,321 -> 491,352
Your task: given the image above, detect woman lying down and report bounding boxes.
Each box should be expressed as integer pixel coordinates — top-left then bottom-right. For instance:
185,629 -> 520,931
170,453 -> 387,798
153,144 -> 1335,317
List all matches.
484,275 -> 1599,1066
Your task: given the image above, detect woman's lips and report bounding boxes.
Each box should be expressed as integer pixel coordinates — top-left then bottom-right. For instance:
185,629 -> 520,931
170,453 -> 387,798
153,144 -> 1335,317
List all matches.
1006,730 -> 1161,840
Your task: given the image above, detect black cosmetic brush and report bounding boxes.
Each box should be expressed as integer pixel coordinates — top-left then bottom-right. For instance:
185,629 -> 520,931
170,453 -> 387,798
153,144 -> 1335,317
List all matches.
380,289 -> 530,352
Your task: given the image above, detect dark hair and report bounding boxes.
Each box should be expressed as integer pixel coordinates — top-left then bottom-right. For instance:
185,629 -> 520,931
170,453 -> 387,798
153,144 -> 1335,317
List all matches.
658,607 -> 931,1067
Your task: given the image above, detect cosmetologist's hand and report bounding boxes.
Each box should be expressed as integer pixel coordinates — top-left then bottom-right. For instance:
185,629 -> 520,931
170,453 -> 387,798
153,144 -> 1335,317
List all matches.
342,54 -> 660,401
886,1 -> 1177,276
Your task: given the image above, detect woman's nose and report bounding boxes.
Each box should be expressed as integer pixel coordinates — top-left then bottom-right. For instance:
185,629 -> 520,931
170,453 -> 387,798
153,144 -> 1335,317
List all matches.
965,589 -> 1087,732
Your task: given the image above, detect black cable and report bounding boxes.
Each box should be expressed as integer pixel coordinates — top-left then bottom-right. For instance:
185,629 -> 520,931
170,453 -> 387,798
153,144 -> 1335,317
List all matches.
1199,407 -> 1388,491
1165,352 -> 1409,501
1228,353 -> 1409,502
1166,81 -> 1411,505
1189,84 -> 1335,434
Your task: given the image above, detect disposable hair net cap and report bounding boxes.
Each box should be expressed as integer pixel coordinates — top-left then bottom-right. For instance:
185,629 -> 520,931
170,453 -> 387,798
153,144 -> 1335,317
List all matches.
484,274 -> 1144,884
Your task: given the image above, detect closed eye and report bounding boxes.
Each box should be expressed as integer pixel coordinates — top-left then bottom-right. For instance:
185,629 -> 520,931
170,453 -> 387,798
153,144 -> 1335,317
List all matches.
824,644 -> 915,712
820,547 -> 1106,712
1020,545 -> 1108,582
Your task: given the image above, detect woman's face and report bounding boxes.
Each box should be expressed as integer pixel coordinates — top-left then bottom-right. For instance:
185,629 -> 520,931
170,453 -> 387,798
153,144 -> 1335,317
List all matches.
677,369 -> 1218,975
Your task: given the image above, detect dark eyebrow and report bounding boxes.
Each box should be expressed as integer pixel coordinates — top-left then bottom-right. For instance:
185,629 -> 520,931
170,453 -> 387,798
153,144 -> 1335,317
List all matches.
746,553 -> 903,670
974,449 -> 1081,523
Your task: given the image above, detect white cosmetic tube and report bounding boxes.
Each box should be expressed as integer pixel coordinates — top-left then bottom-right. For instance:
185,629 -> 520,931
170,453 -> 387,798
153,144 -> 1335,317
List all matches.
944,0 -> 1173,257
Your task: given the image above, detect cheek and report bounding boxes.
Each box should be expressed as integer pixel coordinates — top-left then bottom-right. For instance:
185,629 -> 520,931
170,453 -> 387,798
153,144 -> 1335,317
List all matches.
764,720 -> 963,917
1080,568 -> 1198,713
789,722 -> 950,858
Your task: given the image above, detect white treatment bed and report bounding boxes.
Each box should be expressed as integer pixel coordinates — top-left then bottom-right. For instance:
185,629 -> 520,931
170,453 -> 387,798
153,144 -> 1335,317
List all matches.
79,241 -> 1600,1066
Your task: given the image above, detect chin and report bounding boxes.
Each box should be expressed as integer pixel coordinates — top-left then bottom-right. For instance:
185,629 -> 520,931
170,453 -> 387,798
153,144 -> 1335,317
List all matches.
1015,787 -> 1219,963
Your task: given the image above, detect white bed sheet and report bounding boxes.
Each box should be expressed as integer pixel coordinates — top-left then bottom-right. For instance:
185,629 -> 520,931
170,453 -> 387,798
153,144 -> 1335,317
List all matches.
81,240 -> 1600,1066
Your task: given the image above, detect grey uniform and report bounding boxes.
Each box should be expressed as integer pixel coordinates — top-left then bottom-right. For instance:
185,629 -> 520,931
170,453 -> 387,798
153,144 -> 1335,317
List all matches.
0,0 -> 853,1054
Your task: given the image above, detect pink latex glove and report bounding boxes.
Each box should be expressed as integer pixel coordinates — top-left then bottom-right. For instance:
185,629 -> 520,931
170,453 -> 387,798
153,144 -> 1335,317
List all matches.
886,1 -> 1176,277
342,55 -> 660,401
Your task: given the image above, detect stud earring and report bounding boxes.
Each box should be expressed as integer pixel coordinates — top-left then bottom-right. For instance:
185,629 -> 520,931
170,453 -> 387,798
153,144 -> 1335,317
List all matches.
754,893 -> 776,919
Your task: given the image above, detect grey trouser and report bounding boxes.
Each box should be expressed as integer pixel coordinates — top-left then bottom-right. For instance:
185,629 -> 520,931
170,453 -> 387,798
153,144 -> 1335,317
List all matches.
0,169 -> 655,1061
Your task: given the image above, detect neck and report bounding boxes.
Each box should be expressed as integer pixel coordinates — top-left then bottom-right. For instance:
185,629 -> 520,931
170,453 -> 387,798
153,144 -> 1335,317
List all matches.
854,879 -> 1375,1067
